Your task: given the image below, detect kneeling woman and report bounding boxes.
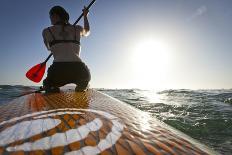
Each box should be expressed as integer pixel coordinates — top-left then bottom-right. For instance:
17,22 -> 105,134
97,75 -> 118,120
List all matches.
42,6 -> 91,93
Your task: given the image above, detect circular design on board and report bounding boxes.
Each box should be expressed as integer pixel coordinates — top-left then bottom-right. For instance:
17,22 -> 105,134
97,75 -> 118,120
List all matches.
0,108 -> 124,154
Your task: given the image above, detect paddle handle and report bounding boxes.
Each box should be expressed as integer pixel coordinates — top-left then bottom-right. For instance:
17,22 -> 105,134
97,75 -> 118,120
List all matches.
44,0 -> 96,63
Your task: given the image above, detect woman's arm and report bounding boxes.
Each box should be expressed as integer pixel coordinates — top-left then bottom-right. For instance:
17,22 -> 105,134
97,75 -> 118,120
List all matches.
82,6 -> 90,36
42,29 -> 51,51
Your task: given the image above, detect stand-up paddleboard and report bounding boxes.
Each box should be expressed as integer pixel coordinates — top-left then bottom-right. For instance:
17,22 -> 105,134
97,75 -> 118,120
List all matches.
0,89 -> 218,155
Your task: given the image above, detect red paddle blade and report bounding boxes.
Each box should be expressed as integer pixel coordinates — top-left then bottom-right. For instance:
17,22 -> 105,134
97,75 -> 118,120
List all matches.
26,63 -> 46,83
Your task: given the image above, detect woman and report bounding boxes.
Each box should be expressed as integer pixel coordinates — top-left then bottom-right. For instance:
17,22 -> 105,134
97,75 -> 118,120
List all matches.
42,6 -> 91,93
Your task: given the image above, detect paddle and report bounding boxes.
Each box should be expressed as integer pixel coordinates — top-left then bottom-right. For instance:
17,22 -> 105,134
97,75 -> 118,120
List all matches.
26,0 -> 97,83
26,54 -> 52,83
14,87 -> 45,98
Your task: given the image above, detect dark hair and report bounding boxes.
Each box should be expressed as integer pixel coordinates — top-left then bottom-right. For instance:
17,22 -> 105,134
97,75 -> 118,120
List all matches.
49,6 -> 69,24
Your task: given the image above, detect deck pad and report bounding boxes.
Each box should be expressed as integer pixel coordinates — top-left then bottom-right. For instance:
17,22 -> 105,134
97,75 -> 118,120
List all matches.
0,89 -> 217,155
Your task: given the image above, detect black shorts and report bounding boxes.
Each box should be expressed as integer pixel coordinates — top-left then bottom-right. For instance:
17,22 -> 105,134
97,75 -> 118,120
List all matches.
43,61 -> 91,88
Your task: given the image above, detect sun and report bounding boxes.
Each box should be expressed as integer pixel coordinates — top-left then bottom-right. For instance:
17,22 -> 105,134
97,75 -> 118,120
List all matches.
130,38 -> 172,89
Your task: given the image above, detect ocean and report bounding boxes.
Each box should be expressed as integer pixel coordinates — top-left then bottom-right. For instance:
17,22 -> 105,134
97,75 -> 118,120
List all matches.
0,85 -> 231,154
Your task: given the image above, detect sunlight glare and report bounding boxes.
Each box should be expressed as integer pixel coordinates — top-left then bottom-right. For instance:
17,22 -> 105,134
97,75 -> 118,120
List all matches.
131,38 -> 172,89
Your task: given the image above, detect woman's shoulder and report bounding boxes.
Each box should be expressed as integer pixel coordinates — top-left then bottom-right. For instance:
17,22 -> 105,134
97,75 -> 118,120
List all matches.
42,25 -> 60,35
42,26 -> 57,38
42,27 -> 49,36
42,26 -> 52,33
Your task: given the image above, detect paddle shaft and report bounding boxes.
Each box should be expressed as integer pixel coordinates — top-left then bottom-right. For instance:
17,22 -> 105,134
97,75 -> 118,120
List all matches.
15,87 -> 45,97
44,0 -> 96,64
34,53 -> 53,75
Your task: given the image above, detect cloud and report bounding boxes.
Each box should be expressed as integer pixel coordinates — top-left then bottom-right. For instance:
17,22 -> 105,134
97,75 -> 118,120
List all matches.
187,5 -> 207,21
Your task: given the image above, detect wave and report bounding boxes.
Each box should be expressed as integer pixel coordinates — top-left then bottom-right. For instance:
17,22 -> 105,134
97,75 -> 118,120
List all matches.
224,98 -> 232,104
0,85 -> 35,90
157,89 -> 232,104
0,85 -> 37,104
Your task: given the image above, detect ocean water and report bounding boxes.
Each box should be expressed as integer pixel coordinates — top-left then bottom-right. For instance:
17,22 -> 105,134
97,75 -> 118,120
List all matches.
99,89 -> 232,155
0,85 -> 232,154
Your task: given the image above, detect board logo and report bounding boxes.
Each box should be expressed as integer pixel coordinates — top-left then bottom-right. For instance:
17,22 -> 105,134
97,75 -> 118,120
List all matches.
0,108 -> 124,154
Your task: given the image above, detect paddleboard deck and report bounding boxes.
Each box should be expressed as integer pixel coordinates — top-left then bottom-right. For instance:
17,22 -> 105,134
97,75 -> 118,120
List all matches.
0,89 -> 217,155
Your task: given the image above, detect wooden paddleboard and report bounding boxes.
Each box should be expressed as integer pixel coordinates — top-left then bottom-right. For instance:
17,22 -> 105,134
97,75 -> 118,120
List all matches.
0,89 -> 217,155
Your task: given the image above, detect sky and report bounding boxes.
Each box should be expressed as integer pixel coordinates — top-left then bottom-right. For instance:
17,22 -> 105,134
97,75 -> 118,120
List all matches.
0,0 -> 232,90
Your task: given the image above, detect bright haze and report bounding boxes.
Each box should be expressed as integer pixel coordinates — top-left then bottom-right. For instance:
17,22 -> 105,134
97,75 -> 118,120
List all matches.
0,0 -> 231,90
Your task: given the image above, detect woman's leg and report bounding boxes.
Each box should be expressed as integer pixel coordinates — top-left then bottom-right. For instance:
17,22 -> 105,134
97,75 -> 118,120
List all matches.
75,62 -> 91,92
42,63 -> 62,93
43,62 -> 91,92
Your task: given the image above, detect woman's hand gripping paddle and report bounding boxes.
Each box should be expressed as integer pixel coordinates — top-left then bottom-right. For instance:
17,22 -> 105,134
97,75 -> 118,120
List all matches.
26,0 -> 96,83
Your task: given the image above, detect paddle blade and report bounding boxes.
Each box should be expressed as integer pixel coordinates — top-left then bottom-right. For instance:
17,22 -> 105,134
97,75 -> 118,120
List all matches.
26,63 -> 46,83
